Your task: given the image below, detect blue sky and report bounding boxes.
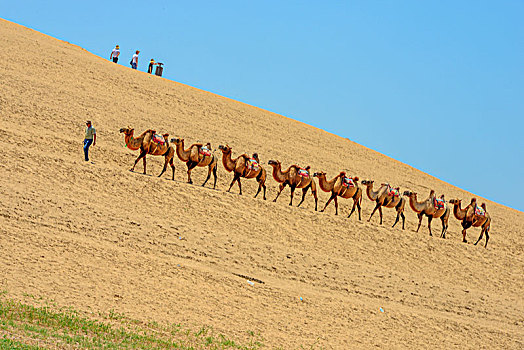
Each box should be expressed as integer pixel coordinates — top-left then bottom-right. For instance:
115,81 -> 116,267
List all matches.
2,1 -> 523,211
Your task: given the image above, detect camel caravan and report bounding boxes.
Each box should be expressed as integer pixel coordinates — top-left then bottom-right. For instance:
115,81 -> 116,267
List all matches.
119,128 -> 492,248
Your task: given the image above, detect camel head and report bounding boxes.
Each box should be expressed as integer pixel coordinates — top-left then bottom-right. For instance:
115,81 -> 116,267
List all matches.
268,160 -> 280,167
429,189 -> 436,197
218,145 -> 231,154
119,127 -> 134,135
449,199 -> 461,205
403,190 -> 417,198
470,197 -> 477,205
481,203 -> 487,210
339,171 -> 346,177
361,180 -> 374,187
353,176 -> 359,182
171,138 -> 184,145
313,171 -> 326,178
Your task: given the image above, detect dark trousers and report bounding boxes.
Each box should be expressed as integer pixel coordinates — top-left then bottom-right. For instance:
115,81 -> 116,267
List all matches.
83,139 -> 93,161
148,64 -> 153,73
113,57 -> 118,63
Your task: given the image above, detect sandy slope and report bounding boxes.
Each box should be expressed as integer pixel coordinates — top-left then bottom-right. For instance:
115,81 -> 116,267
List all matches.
0,18 -> 523,349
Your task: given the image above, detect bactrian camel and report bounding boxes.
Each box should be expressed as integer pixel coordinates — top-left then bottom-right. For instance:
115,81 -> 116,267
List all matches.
361,180 -> 406,229
120,127 -> 175,180
267,160 -> 318,211
218,145 -> 267,199
449,198 -> 491,248
314,171 -> 362,219
171,138 -> 218,188
403,190 -> 450,237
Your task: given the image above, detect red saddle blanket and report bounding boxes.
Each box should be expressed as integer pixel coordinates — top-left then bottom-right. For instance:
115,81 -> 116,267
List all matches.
298,168 -> 310,178
152,134 -> 165,145
433,198 -> 445,210
246,158 -> 260,171
342,176 -> 355,188
199,147 -> 212,157
475,205 -> 485,217
386,186 -> 400,197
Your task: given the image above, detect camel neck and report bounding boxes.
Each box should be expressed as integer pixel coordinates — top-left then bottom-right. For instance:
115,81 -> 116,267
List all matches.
270,164 -> 286,182
124,133 -> 141,151
365,184 -> 380,201
221,151 -> 236,172
408,195 -> 427,213
453,202 -> 467,220
175,141 -> 190,162
318,175 -> 337,192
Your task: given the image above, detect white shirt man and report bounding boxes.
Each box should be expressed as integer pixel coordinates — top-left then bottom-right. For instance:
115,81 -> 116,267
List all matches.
110,45 -> 120,63
131,50 -> 140,70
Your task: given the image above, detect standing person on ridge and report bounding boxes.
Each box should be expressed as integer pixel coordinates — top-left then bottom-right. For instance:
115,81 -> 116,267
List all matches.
83,120 -> 96,162
130,50 -> 140,70
147,58 -> 158,74
110,45 -> 120,63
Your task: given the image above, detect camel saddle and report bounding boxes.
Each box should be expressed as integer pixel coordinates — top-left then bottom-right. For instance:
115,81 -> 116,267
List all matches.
298,168 -> 310,178
433,197 -> 445,210
386,185 -> 400,197
152,134 -> 166,145
342,176 -> 355,188
199,146 -> 212,157
246,158 -> 260,171
475,205 -> 486,217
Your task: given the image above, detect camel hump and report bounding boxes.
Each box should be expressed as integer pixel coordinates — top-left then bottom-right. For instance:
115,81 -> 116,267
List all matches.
189,145 -> 200,162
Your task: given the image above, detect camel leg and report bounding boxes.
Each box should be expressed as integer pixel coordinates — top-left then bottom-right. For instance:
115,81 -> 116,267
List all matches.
356,198 -> 362,220
170,158 -> 175,181
202,165 -> 212,187
131,150 -> 147,173
474,227 -> 485,246
273,183 -> 286,202
400,212 -> 405,230
237,177 -> 242,195
254,184 -> 262,198
416,213 -> 423,232
186,161 -> 197,184
484,227 -> 490,248
378,206 -> 383,225
348,199 -> 357,219
289,185 -> 296,206
297,186 -> 309,208
427,216 -> 433,236
462,221 -> 471,243
440,217 -> 447,238
311,188 -> 318,211
142,154 -> 147,174
369,203 -> 380,222
322,193 -> 336,213
212,165 -> 218,189
261,182 -> 267,200
158,156 -> 170,178
392,211 -> 401,228
227,174 -> 239,192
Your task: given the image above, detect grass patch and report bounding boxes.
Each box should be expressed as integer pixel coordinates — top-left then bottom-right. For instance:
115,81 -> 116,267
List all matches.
0,292 -> 264,349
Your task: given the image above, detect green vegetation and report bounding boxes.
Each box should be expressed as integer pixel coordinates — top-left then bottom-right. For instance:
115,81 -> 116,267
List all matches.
0,291 -> 264,349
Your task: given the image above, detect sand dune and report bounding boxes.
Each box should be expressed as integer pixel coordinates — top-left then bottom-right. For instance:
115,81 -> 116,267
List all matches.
0,18 -> 523,348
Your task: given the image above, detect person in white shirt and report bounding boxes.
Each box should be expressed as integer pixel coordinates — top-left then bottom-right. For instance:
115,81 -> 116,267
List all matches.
83,120 -> 96,162
110,45 -> 120,63
131,50 -> 140,70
